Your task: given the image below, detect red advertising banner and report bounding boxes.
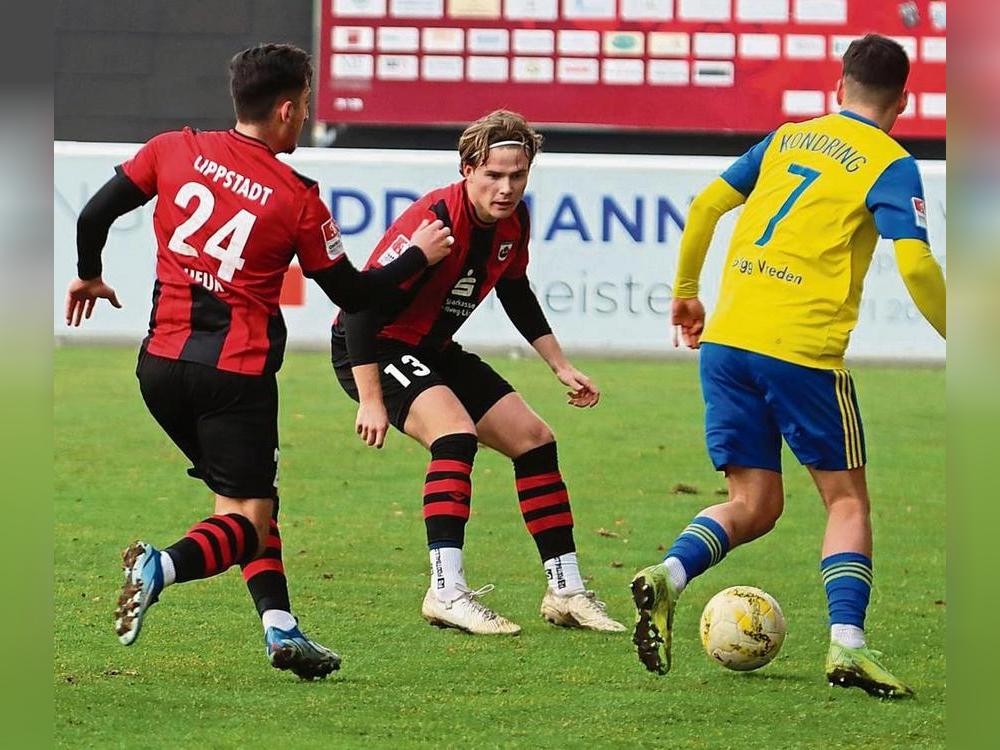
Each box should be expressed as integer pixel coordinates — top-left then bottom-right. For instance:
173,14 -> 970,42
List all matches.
318,0 -> 945,137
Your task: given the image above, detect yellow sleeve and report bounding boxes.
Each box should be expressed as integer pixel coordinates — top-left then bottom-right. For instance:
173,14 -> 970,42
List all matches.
894,238 -> 946,338
673,178 -> 746,298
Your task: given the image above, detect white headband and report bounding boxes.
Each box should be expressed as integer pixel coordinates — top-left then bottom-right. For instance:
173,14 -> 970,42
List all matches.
489,140 -> 526,149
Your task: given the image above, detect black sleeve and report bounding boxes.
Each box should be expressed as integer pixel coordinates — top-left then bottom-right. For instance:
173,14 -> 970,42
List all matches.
495,276 -> 552,345
307,244 -> 426,313
342,307 -> 383,366
76,169 -> 152,280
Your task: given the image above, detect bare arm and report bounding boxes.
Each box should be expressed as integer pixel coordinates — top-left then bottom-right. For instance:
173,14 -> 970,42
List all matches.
531,333 -> 600,408
351,363 -> 390,448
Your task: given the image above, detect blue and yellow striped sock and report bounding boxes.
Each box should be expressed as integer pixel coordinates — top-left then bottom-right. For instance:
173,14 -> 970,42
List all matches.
821,551 -> 873,629
664,516 -> 730,585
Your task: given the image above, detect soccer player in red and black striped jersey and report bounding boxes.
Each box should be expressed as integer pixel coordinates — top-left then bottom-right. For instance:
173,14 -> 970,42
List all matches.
65,43 -> 452,678
332,110 -> 625,635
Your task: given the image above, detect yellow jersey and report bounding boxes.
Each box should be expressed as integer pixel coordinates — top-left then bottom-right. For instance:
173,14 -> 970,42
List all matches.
701,111 -> 930,369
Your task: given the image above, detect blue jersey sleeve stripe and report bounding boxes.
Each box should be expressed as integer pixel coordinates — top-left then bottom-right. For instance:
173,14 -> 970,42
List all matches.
720,131 -> 775,196
865,156 -> 929,242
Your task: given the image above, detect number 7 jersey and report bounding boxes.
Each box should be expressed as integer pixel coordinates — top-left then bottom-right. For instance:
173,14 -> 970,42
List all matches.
702,110 -> 929,369
119,127 -> 344,375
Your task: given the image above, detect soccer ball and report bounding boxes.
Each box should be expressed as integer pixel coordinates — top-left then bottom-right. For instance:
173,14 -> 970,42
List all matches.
700,586 -> 786,671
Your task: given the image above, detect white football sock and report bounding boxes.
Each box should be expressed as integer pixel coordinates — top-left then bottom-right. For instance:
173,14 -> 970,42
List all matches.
831,623 -> 866,648
543,552 -> 585,595
664,556 -> 688,594
159,551 -> 177,587
430,547 -> 467,602
262,609 -> 298,632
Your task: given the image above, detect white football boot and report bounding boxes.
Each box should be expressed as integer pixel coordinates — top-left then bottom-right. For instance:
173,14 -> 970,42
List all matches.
421,584 -> 521,635
540,589 -> 627,633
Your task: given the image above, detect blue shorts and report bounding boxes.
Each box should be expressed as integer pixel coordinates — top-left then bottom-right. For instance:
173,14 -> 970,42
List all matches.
699,343 -> 866,473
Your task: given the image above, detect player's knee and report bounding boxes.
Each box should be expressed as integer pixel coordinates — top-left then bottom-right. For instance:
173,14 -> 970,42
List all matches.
755,504 -> 783,536
237,507 -> 272,559
220,510 -> 269,559
735,493 -> 783,539
523,419 -> 555,450
414,420 -> 477,448
430,420 -> 477,444
447,423 -> 477,442
430,430 -> 479,459
215,497 -> 272,559
251,519 -> 270,558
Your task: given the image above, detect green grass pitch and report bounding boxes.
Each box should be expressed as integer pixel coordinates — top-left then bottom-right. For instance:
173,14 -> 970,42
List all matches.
54,345 -> 944,748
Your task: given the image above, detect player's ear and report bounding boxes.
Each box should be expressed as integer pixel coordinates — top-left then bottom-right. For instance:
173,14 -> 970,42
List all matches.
896,90 -> 909,116
834,78 -> 845,106
277,99 -> 294,124
460,162 -> 475,179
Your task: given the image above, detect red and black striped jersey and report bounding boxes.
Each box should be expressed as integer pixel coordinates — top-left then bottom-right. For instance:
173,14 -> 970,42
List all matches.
337,180 -> 530,350
120,127 -> 344,375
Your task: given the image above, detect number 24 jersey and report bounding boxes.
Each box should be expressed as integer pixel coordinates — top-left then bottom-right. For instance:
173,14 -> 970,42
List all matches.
120,127 -> 345,375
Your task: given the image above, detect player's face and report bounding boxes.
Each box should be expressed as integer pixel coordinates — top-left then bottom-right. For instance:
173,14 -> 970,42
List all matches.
462,147 -> 531,223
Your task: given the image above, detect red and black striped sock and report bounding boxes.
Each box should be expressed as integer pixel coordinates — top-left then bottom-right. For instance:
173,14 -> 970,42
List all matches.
423,433 -> 478,549
514,442 -> 576,561
242,510 -> 290,617
164,513 -> 259,583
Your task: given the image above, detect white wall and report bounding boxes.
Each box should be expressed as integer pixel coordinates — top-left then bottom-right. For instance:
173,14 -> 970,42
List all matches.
54,142 -> 945,361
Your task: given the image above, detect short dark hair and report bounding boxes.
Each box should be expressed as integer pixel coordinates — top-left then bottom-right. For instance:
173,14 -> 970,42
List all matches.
842,34 -> 910,105
229,43 -> 312,123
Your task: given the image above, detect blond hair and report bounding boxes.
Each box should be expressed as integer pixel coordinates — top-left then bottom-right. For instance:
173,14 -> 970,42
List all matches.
457,110 -> 543,174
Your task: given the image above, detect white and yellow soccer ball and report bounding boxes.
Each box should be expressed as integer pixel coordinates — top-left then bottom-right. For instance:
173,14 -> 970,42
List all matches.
700,586 -> 786,671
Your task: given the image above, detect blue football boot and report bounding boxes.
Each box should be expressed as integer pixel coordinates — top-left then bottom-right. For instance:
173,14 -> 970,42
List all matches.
114,541 -> 164,646
265,625 -> 341,680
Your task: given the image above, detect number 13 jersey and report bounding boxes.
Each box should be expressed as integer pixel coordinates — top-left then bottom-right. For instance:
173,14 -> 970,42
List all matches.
702,111 -> 930,369
120,127 -> 344,375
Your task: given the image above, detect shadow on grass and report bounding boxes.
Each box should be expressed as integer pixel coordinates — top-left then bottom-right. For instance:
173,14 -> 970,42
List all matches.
724,670 -> 814,684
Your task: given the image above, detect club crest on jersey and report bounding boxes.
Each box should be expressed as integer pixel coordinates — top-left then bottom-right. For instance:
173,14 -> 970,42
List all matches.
911,197 -> 927,229
378,234 -> 410,266
497,241 -> 513,261
321,219 -> 345,260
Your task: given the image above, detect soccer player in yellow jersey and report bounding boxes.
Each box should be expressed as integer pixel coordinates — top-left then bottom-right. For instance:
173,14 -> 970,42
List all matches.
630,35 -> 945,698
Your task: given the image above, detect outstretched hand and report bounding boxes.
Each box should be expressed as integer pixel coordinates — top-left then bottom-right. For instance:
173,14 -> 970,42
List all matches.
555,365 -> 600,408
65,276 -> 122,327
671,297 -> 705,349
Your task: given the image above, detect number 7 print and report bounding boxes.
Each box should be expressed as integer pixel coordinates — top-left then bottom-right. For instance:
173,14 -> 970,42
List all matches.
754,163 -> 821,247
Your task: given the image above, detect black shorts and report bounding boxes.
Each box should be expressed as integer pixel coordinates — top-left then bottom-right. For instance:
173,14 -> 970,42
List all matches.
331,336 -> 515,431
136,349 -> 279,499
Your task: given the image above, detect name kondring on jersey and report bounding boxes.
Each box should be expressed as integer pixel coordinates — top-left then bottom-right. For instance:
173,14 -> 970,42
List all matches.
778,131 -> 868,173
193,155 -> 275,206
